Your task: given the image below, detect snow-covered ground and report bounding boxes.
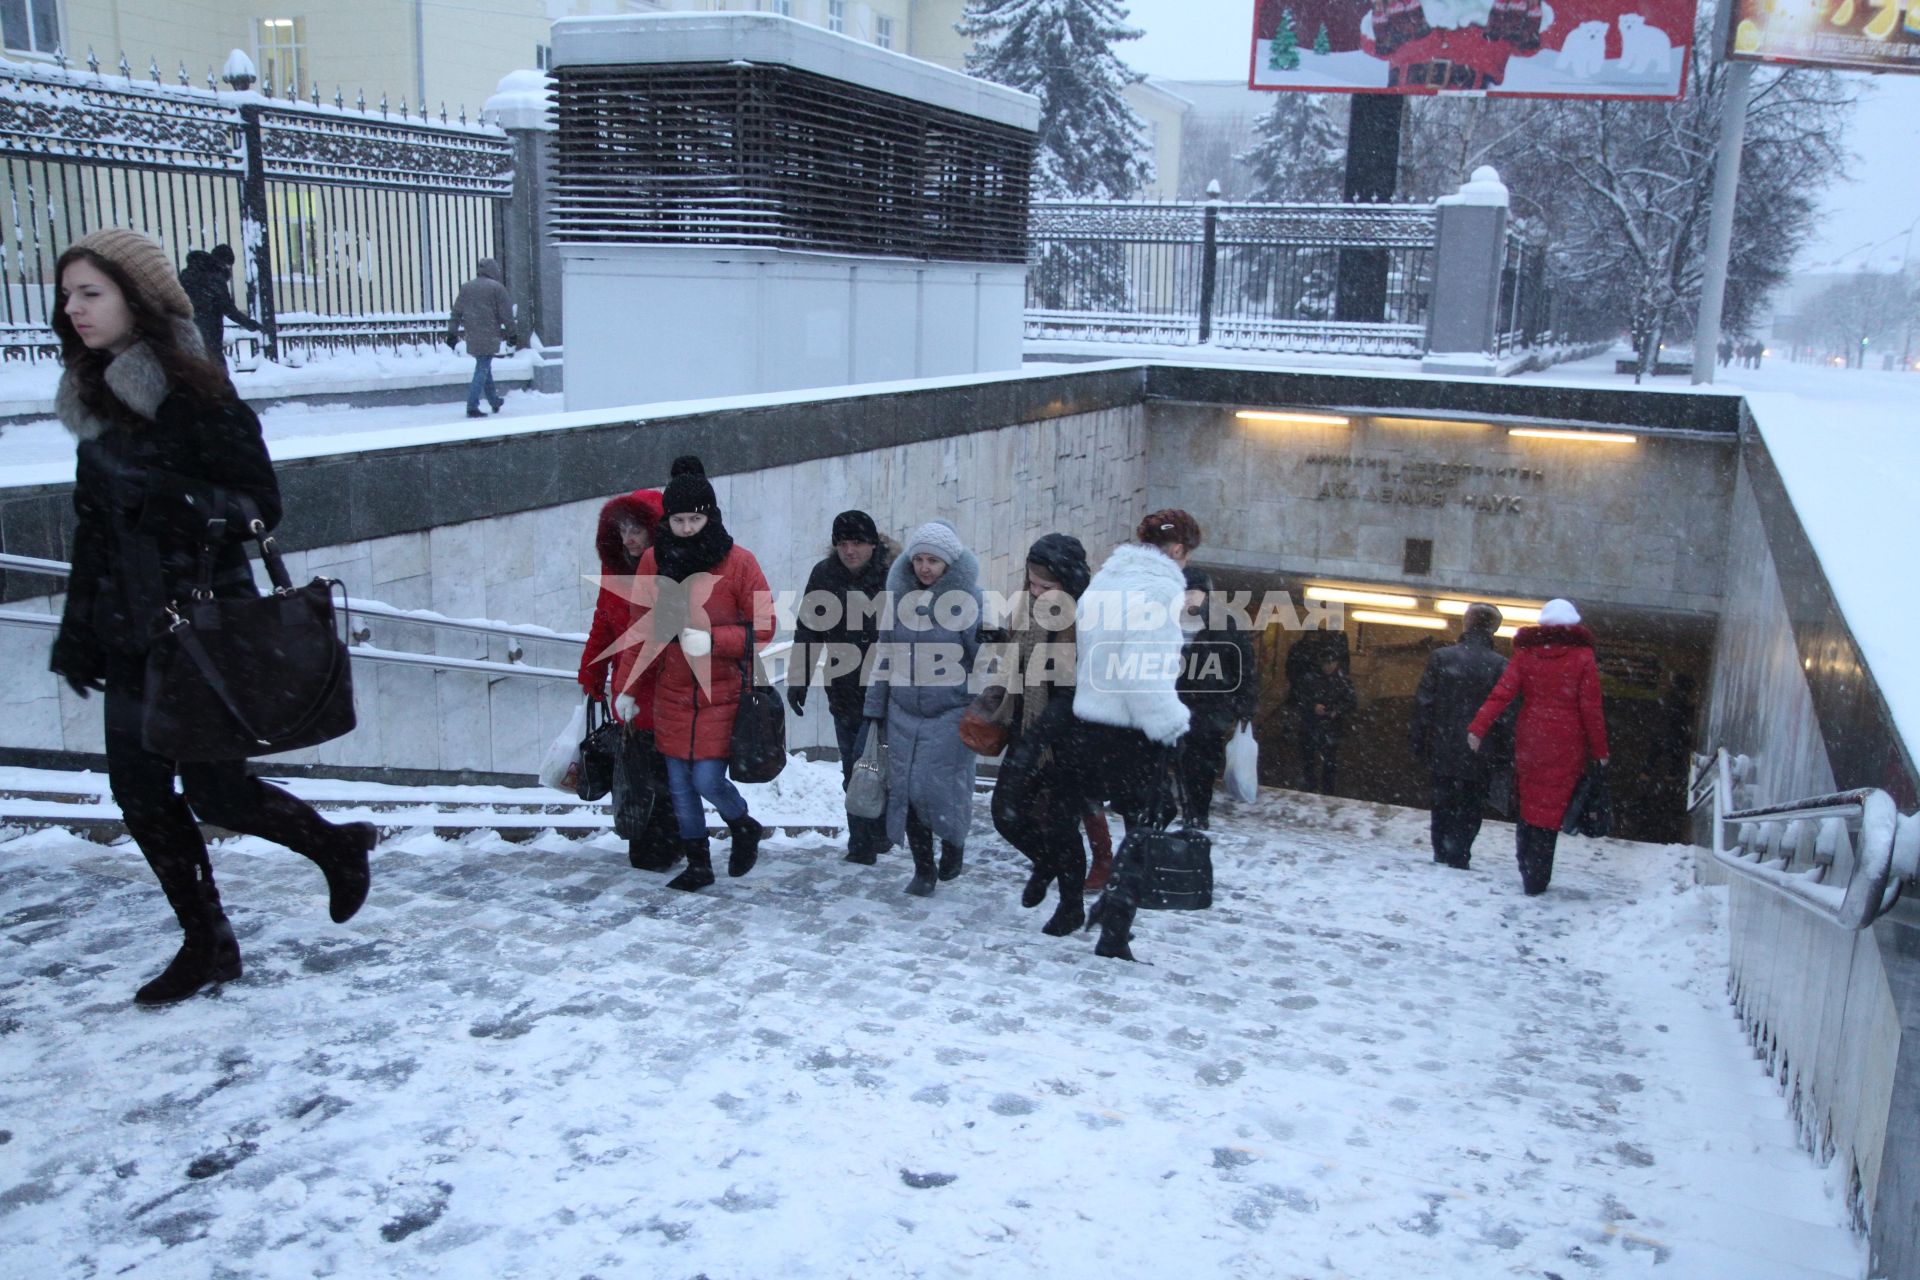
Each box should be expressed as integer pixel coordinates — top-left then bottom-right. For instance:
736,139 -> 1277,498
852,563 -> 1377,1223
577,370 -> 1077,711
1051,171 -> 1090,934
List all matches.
0,787 -> 1863,1277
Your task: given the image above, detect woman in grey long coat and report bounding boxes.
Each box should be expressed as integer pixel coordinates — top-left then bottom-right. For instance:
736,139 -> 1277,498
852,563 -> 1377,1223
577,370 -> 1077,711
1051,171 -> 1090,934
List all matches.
863,520 -> 982,897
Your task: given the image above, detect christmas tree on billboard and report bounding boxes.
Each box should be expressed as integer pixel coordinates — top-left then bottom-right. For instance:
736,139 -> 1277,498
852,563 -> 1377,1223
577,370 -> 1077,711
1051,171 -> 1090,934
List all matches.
1269,9 -> 1301,71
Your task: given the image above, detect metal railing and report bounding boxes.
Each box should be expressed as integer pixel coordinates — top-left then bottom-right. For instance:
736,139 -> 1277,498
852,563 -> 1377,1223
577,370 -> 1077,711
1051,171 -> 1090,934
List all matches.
1688,747 -> 1920,930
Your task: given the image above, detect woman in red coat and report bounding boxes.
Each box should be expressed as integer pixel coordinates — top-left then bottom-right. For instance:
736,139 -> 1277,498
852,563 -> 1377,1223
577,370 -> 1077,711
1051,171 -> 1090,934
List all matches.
622,457 -> 774,892
580,487 -> 683,872
1467,598 -> 1608,895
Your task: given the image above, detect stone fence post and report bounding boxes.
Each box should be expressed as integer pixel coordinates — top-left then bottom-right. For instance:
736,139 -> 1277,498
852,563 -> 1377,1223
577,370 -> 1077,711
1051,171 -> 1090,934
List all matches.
1421,166 -> 1510,377
485,70 -> 563,393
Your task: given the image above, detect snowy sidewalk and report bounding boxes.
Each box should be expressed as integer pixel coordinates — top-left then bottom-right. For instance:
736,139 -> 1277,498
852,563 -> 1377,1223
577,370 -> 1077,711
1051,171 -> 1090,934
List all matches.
0,790 -> 1864,1278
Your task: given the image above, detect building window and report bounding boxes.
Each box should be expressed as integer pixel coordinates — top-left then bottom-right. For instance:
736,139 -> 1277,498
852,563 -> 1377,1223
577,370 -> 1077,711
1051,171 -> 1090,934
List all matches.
535,42 -> 552,70
827,0 -> 845,33
875,14 -> 893,49
766,0 -> 793,14
0,0 -> 61,56
254,16 -> 306,98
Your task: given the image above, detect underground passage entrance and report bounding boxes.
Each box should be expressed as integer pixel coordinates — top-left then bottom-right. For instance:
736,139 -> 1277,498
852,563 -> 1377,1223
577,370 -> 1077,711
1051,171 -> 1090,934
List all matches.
1194,566 -> 1715,845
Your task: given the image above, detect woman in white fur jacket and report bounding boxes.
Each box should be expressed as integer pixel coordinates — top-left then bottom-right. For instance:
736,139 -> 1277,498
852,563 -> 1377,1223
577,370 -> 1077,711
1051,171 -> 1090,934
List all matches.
1070,509 -> 1202,961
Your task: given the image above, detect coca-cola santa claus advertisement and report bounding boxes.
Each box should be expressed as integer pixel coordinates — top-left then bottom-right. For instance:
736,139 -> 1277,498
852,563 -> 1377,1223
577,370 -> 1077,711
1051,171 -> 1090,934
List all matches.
1249,0 -> 1696,97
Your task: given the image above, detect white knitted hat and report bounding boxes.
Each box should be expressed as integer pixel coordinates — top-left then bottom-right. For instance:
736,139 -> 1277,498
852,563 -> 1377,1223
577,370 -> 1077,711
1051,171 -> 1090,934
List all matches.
903,520 -> 966,567
1538,598 -> 1581,626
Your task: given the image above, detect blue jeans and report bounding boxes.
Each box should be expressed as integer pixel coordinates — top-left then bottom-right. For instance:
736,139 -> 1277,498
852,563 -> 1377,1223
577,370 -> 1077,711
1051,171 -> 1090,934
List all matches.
466,354 -> 498,411
664,755 -> 749,840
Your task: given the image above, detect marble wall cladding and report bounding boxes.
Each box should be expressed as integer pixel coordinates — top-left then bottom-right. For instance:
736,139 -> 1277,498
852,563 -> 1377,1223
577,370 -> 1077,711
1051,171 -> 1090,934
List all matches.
1147,401 -> 1736,614
0,406 -> 1148,774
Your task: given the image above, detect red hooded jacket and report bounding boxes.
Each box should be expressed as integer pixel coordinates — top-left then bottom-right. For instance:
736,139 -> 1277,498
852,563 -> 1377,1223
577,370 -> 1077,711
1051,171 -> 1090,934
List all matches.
628,543 -> 774,761
1469,623 -> 1609,829
580,490 -> 663,726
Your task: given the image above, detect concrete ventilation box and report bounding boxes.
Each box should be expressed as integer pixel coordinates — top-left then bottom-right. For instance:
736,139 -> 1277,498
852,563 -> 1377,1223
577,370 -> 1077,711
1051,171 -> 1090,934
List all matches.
549,14 -> 1041,411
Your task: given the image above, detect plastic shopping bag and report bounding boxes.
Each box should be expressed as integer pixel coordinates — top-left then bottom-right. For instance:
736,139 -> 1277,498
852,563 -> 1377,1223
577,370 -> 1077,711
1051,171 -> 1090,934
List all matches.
1223,722 -> 1260,804
539,700 -> 589,792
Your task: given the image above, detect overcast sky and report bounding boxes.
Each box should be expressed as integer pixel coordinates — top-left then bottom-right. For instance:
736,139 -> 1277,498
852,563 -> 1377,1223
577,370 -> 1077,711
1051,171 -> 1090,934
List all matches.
1118,0 -> 1917,274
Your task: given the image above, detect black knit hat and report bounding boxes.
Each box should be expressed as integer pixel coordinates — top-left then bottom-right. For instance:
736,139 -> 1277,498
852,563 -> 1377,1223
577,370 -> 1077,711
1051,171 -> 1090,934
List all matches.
662,468 -> 717,518
670,454 -> 705,479
831,509 -> 879,545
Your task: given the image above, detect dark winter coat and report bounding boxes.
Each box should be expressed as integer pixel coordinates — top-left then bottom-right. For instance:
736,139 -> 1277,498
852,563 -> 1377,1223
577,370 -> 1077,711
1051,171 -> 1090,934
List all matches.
1179,623 -> 1257,736
52,328 -> 279,666
1292,666 -> 1356,740
863,547 -> 982,847
178,251 -> 256,358
1469,623 -> 1609,828
580,489 -> 664,727
632,543 -> 773,761
793,546 -> 892,722
448,259 -> 514,358
1410,630 -> 1510,781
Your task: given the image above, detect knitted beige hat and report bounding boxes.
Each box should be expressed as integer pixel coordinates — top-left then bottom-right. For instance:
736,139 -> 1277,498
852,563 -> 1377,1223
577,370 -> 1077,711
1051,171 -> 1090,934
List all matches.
67,228 -> 194,320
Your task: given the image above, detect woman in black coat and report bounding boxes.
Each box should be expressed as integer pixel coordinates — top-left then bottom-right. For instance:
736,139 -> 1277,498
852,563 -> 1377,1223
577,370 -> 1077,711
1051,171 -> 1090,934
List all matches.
48,229 -> 374,1007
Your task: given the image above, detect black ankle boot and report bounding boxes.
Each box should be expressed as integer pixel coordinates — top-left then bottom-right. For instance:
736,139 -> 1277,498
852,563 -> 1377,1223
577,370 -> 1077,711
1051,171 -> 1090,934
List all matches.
136,888 -> 241,1006
726,814 -> 764,878
1043,850 -> 1086,936
667,838 -> 715,892
904,839 -> 937,898
1020,868 -> 1052,909
316,822 -> 375,923
244,785 -> 373,923
937,841 -> 964,882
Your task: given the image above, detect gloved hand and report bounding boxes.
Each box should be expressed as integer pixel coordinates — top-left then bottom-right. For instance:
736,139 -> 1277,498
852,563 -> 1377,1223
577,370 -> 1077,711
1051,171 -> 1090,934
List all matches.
615,692 -> 639,723
49,627 -> 106,699
678,627 -> 711,658
786,685 -> 807,716
445,336 -> 459,352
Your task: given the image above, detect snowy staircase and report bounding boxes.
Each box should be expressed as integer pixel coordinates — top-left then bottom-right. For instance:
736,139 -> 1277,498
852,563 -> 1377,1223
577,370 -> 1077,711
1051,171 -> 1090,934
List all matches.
0,784 -> 1864,1277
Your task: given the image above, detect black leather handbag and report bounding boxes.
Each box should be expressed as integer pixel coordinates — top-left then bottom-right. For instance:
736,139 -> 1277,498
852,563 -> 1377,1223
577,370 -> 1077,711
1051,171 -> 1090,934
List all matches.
728,621 -> 787,784
610,726 -> 657,838
141,504 -> 356,762
577,698 -> 621,802
1561,762 -> 1613,839
1120,761 -> 1214,912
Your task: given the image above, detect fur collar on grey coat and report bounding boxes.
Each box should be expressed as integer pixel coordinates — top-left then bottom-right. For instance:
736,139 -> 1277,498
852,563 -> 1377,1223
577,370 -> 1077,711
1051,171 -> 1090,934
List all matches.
53,317 -> 204,439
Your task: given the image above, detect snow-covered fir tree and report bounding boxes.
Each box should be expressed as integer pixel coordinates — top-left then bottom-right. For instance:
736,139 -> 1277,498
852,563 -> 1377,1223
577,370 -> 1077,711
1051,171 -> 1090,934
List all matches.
959,0 -> 1154,201
1232,93 -> 1346,312
960,0 -> 1155,310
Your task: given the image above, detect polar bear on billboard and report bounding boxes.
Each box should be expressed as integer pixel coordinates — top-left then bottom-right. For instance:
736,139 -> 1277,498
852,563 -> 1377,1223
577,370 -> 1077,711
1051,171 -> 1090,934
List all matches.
1616,14 -> 1677,74
1554,19 -> 1608,74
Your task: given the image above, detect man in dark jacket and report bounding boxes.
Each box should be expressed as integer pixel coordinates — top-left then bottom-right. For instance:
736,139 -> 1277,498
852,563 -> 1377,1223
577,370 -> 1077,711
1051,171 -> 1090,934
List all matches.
1292,651 -> 1356,794
790,510 -> 893,860
177,245 -> 259,370
1409,603 -> 1509,868
447,258 -> 515,418
1177,567 -> 1258,826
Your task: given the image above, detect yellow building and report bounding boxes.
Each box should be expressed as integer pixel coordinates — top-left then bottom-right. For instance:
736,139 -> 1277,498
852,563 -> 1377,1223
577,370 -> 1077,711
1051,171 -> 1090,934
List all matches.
2,2 -> 973,120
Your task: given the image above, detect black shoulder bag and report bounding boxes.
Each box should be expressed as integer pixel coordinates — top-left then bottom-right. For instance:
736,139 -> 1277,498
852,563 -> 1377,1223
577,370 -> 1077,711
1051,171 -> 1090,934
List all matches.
728,620 -> 787,783
1119,756 -> 1215,912
141,498 -> 357,761
577,698 -> 621,802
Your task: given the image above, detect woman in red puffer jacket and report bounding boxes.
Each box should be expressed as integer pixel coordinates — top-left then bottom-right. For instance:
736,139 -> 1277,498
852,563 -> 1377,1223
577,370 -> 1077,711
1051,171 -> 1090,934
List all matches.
1467,597 -> 1608,896
622,457 -> 773,894
580,487 -> 682,872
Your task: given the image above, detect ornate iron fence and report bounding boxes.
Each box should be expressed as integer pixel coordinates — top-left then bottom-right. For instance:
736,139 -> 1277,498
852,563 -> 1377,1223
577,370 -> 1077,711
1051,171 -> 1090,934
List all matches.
1496,224 -> 1554,356
1025,199 -> 1438,357
0,56 -> 513,364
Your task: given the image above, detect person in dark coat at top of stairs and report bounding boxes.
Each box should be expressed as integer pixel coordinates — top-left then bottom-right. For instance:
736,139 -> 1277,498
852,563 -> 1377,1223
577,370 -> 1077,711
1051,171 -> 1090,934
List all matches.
1410,602 -> 1512,870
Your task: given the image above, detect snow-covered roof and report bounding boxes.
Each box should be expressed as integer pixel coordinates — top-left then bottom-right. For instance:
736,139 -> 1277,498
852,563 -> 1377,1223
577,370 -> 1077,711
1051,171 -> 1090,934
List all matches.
549,13 -> 1039,133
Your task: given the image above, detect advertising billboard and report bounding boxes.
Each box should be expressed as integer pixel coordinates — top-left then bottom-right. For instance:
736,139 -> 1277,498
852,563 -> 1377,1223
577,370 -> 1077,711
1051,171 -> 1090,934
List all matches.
1249,0 -> 1698,98
1725,0 -> 1920,74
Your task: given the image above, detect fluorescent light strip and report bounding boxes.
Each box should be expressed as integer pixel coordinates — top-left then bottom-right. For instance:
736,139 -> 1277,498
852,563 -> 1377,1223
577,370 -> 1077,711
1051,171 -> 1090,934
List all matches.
1351,609 -> 1448,630
1371,415 -> 1490,430
1304,585 -> 1419,609
1436,598 -> 1544,624
1508,428 -> 1637,444
1235,410 -> 1351,427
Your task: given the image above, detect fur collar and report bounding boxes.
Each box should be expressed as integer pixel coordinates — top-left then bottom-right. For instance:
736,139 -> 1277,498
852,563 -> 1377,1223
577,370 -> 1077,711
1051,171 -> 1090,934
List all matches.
53,318 -> 203,440
1514,623 -> 1594,650
1088,543 -> 1185,597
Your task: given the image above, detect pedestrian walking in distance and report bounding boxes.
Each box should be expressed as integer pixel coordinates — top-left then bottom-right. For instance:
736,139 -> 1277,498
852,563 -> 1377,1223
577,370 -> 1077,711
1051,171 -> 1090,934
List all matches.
1176,566 -> 1258,828
176,244 -> 259,371
625,457 -> 772,891
1410,603 -> 1509,869
1292,650 -> 1355,794
447,258 -> 514,418
863,520 -> 982,897
1468,598 -> 1609,895
48,228 -> 373,1006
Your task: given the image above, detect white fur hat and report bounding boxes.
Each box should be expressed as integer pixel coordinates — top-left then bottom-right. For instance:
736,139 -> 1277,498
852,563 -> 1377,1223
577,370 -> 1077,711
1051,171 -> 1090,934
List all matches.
1539,598 -> 1581,627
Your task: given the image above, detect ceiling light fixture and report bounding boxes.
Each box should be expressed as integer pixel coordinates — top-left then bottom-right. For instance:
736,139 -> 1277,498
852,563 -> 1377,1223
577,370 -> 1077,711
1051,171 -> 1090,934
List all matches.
1304,586 -> 1419,609
1235,410 -> 1351,427
1351,609 -> 1448,630
1508,428 -> 1637,444
1436,598 -> 1544,624
1371,415 -> 1490,430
